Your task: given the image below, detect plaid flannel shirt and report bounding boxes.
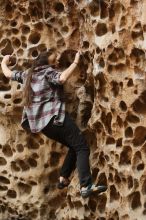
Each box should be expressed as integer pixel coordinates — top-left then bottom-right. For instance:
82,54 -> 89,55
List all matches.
11,65 -> 65,133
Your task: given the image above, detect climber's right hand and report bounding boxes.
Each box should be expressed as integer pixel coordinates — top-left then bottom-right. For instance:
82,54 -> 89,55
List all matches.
2,55 -> 11,65
74,51 -> 81,64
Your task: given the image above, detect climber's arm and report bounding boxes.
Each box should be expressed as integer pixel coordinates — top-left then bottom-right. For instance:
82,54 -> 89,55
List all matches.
59,51 -> 80,84
1,55 -> 13,79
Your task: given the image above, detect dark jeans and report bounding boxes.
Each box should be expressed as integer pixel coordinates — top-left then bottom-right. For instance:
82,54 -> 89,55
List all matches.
24,113 -> 92,187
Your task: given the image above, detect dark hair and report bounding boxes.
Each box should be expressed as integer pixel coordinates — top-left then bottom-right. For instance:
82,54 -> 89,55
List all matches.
23,51 -> 52,106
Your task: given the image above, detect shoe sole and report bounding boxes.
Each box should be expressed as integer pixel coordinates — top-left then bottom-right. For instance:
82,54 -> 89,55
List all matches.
81,185 -> 107,198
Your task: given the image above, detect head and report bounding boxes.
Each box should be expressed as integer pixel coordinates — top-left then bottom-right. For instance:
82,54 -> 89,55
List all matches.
23,49 -> 60,107
32,49 -> 59,68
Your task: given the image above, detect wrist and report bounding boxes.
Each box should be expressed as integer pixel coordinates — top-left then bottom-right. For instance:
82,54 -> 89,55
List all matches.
1,62 -> 7,66
73,62 -> 78,65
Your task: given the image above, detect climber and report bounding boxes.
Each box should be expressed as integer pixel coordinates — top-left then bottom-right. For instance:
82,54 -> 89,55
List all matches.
1,50 -> 107,198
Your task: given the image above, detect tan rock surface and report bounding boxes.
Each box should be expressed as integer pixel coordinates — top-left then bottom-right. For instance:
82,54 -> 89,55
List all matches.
0,0 -> 146,219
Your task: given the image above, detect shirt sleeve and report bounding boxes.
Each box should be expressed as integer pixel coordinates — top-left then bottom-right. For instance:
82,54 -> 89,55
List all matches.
45,67 -> 62,85
11,70 -> 26,84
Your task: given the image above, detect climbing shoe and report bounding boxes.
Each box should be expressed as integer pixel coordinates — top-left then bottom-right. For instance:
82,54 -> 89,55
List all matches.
80,184 -> 107,198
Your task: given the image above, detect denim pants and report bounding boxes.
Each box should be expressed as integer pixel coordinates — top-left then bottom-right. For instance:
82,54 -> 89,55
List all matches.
23,113 -> 92,187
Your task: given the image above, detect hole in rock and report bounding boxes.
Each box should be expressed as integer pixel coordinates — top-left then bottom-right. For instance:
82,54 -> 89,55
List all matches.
22,42 -> 27,48
4,94 -> 11,99
28,209 -> 38,218
97,194 -> 107,213
125,127 -> 133,138
106,137 -> 115,145
0,186 -> 8,191
48,169 -> 59,184
26,136 -> 40,149
23,14 -> 31,23
134,22 -> 141,30
34,22 -> 44,31
27,158 -> 37,167
8,207 -> 18,216
110,185 -> 120,202
28,32 -> 41,44
133,126 -> 146,146
130,48 -> 145,63
10,20 -> 17,27
127,78 -> 133,87
116,138 -> 122,147
96,218 -> 106,220
12,28 -> 19,35
89,0 -> 99,17
16,144 -> 24,152
0,157 -> 7,166
109,48 -> 125,63
81,101 -> 93,127
28,180 -> 37,186
17,159 -> 30,171
132,90 -> 146,114
83,41 -> 89,49
23,203 -> 30,211
92,168 -> 99,181
2,170 -> 7,175
12,38 -> 21,48
21,25 -> 30,35
48,195 -> 65,208
142,179 -> 146,195
128,176 -> 133,189
100,0 -> 109,18
120,16 -> 126,27
115,173 -> 121,186
98,152 -> 106,167
117,116 -> 123,127
101,112 -> 112,134
1,40 -> 13,56
29,1 -> 43,18
17,182 -> 32,195
2,144 -> 13,157
50,152 -> 61,166
133,151 -> 141,163
99,57 -> 105,68
126,113 -> 140,123
17,49 -> 24,56
5,2 -> 13,13
109,4 -> 115,20
54,2 -> 64,13
37,44 -> 47,52
119,146 -> 132,165
7,189 -> 17,198
96,47 -> 101,54
0,176 -> 10,184
129,191 -> 141,209
119,100 -> 127,111
132,31 -> 144,41
31,153 -> 39,159
141,143 -> 146,156
111,81 -> 119,97
97,173 -> 107,186
59,49 -> 77,68
57,39 -> 65,47
13,98 -> 22,104
32,50 -> 38,58
61,26 -> 69,34
95,23 -> 107,36
11,161 -> 20,172
137,163 -> 144,171
19,6 -> 26,14
88,198 -> 97,212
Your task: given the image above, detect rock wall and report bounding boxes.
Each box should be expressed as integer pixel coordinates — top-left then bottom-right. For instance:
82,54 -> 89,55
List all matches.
0,0 -> 146,219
